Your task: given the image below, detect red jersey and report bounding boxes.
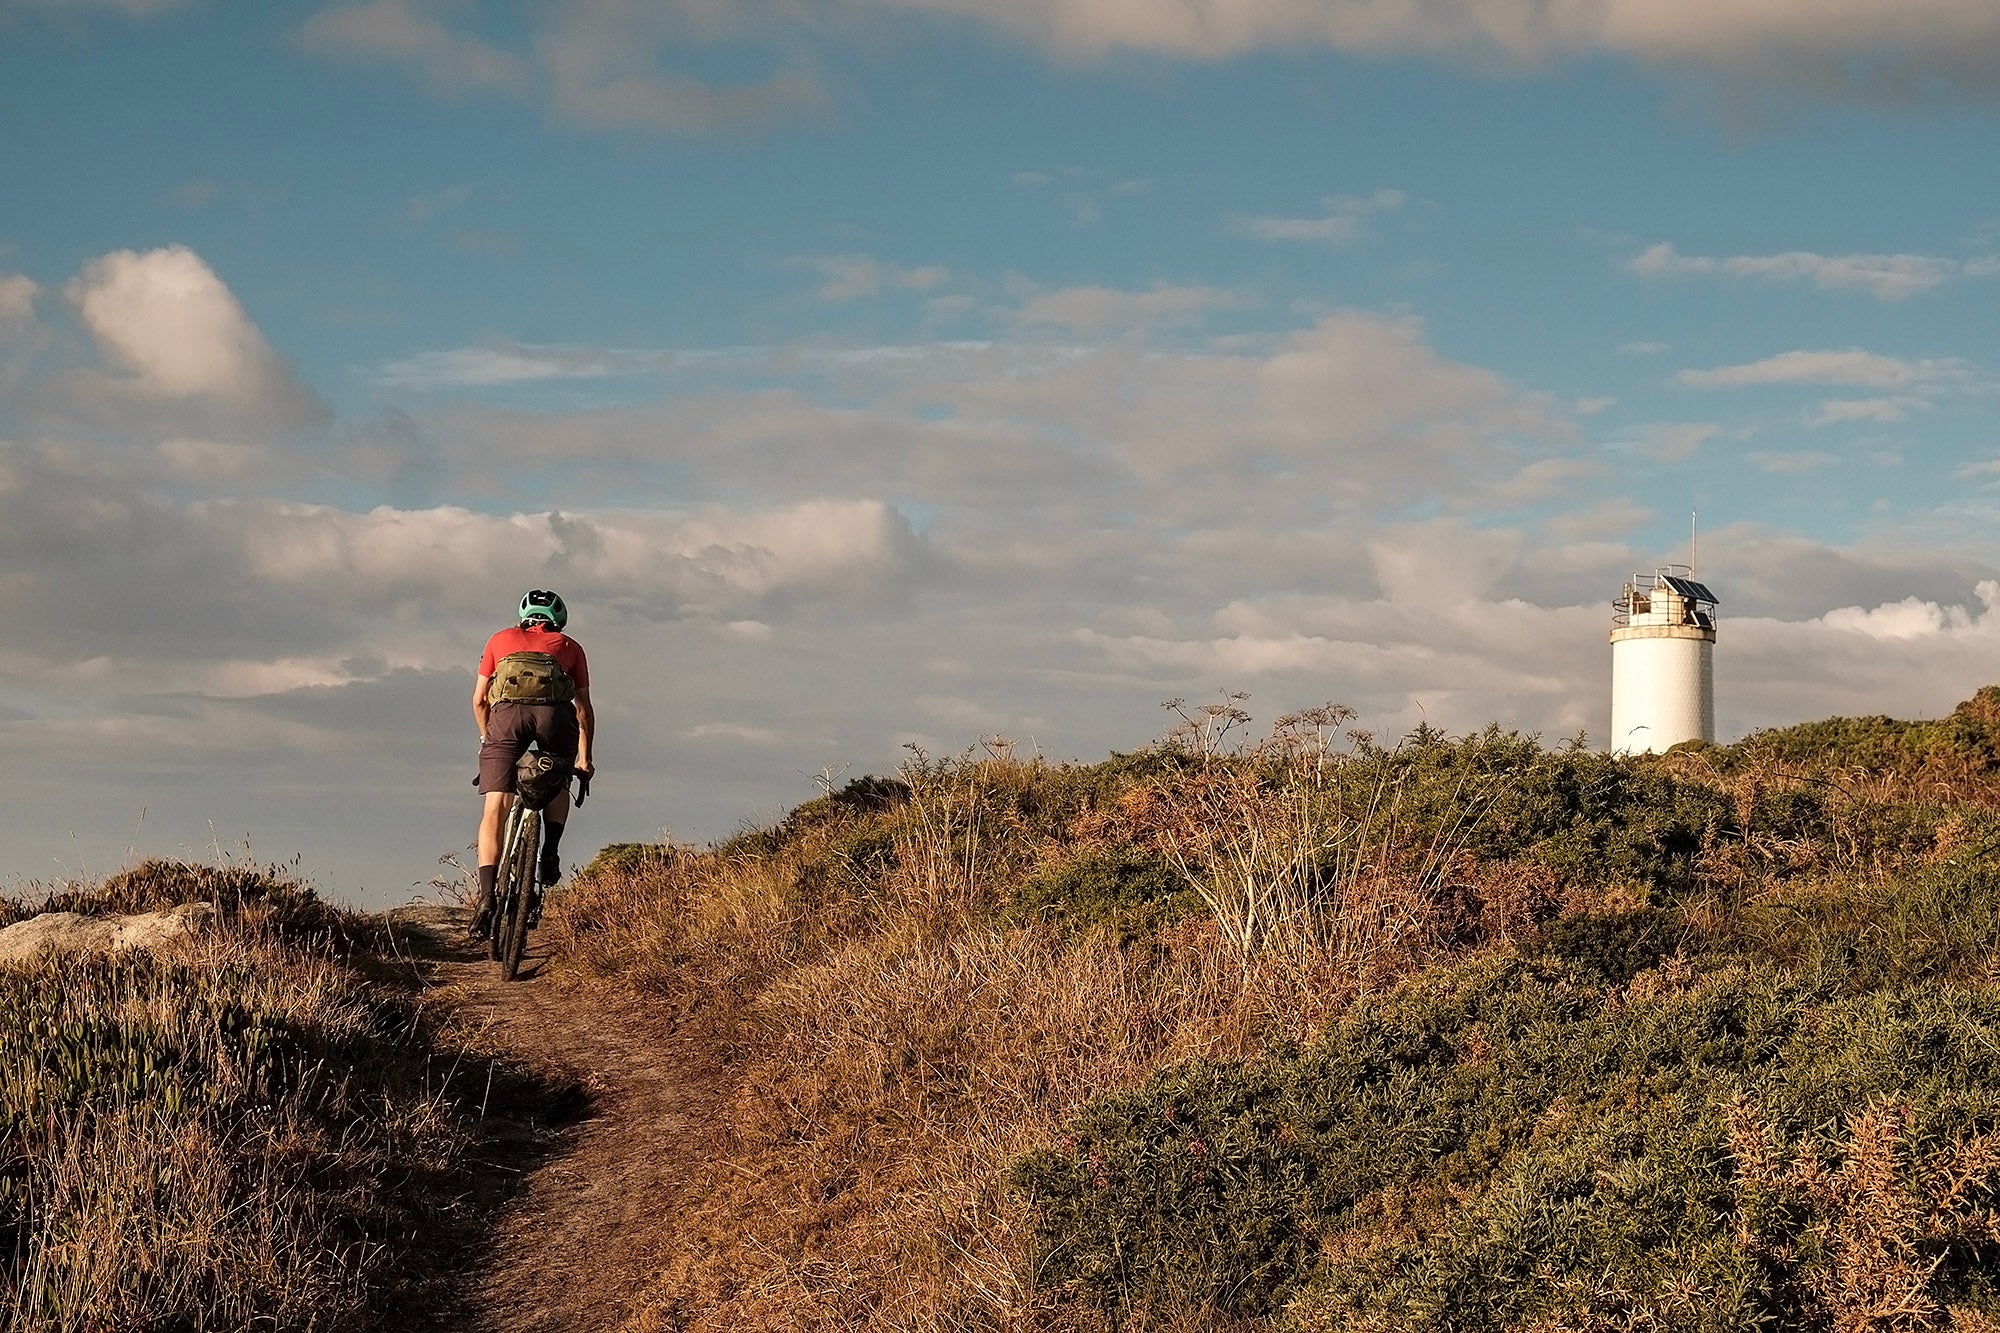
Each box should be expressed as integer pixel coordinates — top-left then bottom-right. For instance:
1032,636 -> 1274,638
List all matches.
479,624 -> 590,689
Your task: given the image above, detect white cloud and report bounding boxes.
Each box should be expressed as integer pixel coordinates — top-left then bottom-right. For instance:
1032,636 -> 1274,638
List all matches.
299,0 -> 824,133
801,254 -> 951,302
156,437 -> 272,480
854,0 -> 2000,101
1629,242 -> 1956,300
1675,349 -> 1966,390
63,246 -> 326,426
1011,282 -> 1253,333
298,0 -> 529,95
1229,189 -> 1406,243
380,343 -> 653,388
1805,396 -> 1932,427
1820,588 -> 1993,640
0,275 -> 38,322
292,0 -> 2000,129
1544,498 -> 1652,541
542,30 -> 825,133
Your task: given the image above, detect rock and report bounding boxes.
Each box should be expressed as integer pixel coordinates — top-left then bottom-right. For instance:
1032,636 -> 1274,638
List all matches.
0,901 -> 219,967
379,903 -> 471,958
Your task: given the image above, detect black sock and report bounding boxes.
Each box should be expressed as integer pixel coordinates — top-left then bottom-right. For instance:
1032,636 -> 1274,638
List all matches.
542,821 -> 564,862
478,864 -> 497,900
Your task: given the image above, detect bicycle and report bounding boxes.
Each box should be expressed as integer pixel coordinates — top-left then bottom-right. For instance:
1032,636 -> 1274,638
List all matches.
486,750 -> 590,981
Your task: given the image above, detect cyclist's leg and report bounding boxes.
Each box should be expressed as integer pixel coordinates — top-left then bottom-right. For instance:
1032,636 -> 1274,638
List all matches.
478,791 -> 514,866
471,703 -> 531,930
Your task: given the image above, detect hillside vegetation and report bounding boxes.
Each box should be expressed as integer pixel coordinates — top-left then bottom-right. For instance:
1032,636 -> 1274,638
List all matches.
549,691 -> 2000,1332
0,862 -> 524,1331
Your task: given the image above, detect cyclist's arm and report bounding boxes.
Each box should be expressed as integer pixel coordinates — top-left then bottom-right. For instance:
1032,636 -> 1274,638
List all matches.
473,673 -> 492,741
573,685 -> 595,774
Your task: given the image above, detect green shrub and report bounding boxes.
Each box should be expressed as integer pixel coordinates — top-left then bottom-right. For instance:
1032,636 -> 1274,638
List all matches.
1015,950 -> 2000,1327
1539,906 -> 1679,986
1005,845 -> 1202,941
577,842 -> 676,880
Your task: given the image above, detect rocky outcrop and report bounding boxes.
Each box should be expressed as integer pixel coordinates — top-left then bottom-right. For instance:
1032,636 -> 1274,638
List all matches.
0,901 -> 219,966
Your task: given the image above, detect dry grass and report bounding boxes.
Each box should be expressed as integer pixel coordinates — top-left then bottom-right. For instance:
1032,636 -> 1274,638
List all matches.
1729,1097 -> 2000,1332
538,699 -> 2000,1330
537,745 -> 1522,1332
0,865 -> 498,1331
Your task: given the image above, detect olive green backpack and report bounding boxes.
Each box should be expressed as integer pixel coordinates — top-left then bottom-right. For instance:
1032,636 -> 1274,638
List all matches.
488,650 -> 575,704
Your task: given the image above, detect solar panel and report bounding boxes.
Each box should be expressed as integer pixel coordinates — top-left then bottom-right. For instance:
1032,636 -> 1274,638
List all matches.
1660,575 -> 1718,605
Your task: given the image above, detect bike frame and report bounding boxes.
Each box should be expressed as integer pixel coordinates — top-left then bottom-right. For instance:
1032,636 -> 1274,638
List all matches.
486,760 -> 589,980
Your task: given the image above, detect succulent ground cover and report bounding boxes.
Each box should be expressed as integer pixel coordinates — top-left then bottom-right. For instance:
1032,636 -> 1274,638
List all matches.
0,862 -> 506,1332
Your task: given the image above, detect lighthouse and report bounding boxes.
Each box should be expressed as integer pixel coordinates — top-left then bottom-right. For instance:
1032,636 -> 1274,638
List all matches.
1609,566 -> 1717,754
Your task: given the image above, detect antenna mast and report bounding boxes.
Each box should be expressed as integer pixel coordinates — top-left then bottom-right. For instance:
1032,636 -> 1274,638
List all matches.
1691,510 -> 1698,577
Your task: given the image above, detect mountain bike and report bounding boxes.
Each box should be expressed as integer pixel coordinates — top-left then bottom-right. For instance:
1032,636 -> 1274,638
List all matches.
487,750 -> 590,981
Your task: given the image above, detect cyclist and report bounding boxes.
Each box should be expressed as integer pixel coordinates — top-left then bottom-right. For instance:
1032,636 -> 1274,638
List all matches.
468,589 -> 595,934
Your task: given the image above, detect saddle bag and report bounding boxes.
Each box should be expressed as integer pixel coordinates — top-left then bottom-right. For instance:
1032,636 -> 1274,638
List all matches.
514,751 -> 574,812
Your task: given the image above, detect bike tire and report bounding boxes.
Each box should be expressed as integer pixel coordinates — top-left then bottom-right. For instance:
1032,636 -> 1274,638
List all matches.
500,813 -> 539,982
486,808 -> 512,956
488,800 -> 525,963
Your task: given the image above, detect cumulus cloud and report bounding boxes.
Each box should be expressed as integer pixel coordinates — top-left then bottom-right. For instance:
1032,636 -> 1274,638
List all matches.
0,275 -> 38,323
63,246 -> 327,426
1629,242 -> 1956,300
1675,349 -> 1967,390
1820,589 -> 1992,640
0,437 -> 924,677
1228,189 -> 1406,243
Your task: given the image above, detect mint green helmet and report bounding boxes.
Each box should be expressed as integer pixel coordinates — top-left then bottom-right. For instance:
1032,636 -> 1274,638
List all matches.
518,589 -> 568,630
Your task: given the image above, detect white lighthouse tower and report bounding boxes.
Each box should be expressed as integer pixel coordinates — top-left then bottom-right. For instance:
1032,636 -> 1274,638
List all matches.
1609,563 -> 1717,755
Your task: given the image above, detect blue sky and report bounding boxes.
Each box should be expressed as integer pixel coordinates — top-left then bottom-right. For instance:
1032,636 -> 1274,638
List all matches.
3,0 -> 1998,903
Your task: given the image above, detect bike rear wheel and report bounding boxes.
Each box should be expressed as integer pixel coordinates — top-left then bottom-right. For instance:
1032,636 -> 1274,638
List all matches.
499,811 -> 539,981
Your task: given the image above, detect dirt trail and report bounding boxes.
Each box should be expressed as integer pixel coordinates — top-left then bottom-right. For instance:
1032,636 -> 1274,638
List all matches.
391,908 -> 715,1333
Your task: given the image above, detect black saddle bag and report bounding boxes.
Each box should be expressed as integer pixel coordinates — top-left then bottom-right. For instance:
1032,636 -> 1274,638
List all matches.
514,751 -> 574,812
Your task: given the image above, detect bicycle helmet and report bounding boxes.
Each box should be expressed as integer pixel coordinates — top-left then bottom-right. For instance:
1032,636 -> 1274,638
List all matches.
518,588 -> 568,630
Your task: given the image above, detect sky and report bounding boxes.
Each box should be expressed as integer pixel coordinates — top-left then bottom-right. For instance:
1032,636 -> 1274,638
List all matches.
2,0 -> 1998,906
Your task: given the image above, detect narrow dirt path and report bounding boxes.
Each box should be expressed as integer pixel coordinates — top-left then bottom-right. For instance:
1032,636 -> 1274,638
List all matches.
389,907 -> 716,1333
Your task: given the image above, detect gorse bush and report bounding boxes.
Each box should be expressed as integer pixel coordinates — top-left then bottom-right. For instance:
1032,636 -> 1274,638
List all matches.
1006,844 -> 1201,942
1016,951 -> 2000,1329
